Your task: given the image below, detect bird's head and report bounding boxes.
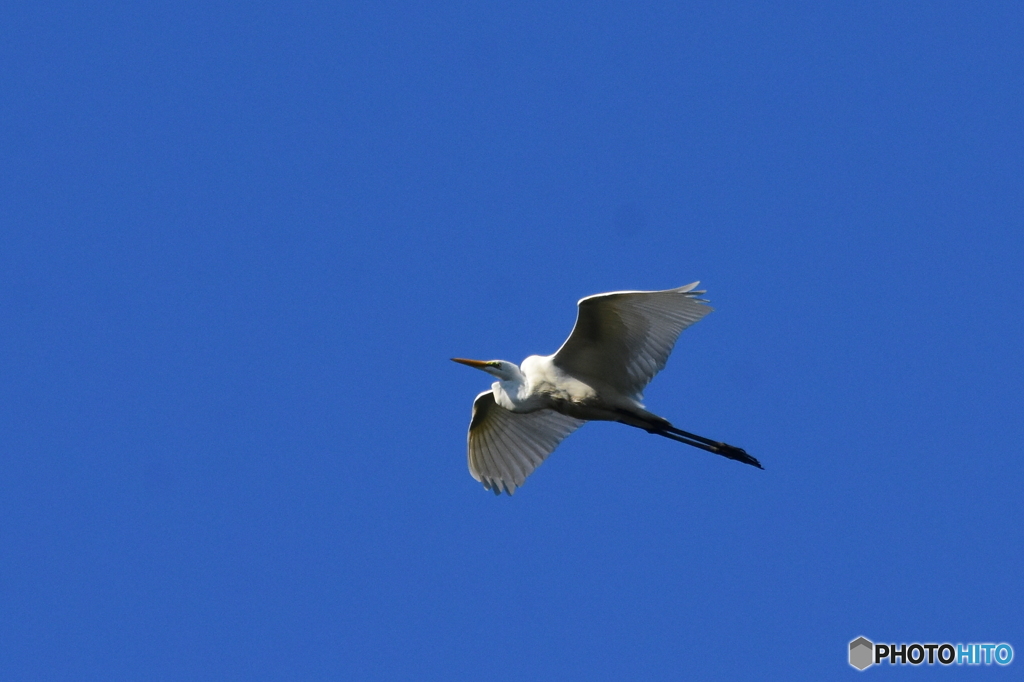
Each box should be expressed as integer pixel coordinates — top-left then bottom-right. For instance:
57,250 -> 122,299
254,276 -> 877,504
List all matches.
451,358 -> 521,381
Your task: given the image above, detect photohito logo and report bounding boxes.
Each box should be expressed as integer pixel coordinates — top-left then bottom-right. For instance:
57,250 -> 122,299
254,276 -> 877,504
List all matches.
848,637 -> 1013,670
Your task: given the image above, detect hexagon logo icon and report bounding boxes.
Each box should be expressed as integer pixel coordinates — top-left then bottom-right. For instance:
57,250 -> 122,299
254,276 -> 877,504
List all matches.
849,637 -> 874,670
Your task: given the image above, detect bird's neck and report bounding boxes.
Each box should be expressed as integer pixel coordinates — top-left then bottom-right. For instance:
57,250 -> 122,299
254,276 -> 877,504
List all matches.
492,371 -> 531,412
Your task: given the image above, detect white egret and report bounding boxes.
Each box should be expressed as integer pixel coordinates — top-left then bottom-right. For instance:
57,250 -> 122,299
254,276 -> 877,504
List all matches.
453,282 -> 761,495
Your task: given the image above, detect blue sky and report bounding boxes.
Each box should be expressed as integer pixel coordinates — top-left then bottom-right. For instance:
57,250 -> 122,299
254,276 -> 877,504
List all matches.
2,2 -> 1022,679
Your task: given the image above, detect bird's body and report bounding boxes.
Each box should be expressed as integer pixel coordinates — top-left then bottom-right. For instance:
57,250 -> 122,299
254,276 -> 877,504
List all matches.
454,283 -> 760,495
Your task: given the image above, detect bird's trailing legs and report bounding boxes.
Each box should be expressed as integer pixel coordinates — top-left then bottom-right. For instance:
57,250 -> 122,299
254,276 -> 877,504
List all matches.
653,426 -> 762,469
615,409 -> 763,469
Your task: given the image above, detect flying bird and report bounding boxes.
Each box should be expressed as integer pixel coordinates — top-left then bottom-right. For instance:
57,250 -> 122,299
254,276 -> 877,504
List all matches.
453,282 -> 761,495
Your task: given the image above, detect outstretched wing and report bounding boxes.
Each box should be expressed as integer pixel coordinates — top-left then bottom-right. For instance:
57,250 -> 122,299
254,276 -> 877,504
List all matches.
467,391 -> 585,495
551,282 -> 712,399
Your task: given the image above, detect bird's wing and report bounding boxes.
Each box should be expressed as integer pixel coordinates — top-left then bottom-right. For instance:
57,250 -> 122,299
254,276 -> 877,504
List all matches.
551,282 -> 712,399
467,391 -> 585,495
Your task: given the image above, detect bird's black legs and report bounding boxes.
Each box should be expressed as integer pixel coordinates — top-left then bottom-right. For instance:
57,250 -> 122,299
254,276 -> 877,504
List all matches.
613,408 -> 762,469
650,428 -> 763,469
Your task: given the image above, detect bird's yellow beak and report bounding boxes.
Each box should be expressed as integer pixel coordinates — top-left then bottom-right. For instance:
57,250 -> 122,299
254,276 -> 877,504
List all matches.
451,358 -> 491,370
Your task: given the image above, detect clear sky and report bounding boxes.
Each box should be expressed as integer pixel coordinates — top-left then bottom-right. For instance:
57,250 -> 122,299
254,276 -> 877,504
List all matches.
2,2 -> 1022,679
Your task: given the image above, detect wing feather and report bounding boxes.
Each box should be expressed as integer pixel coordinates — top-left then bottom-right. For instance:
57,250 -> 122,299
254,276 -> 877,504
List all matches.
467,391 -> 585,495
551,282 -> 712,399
